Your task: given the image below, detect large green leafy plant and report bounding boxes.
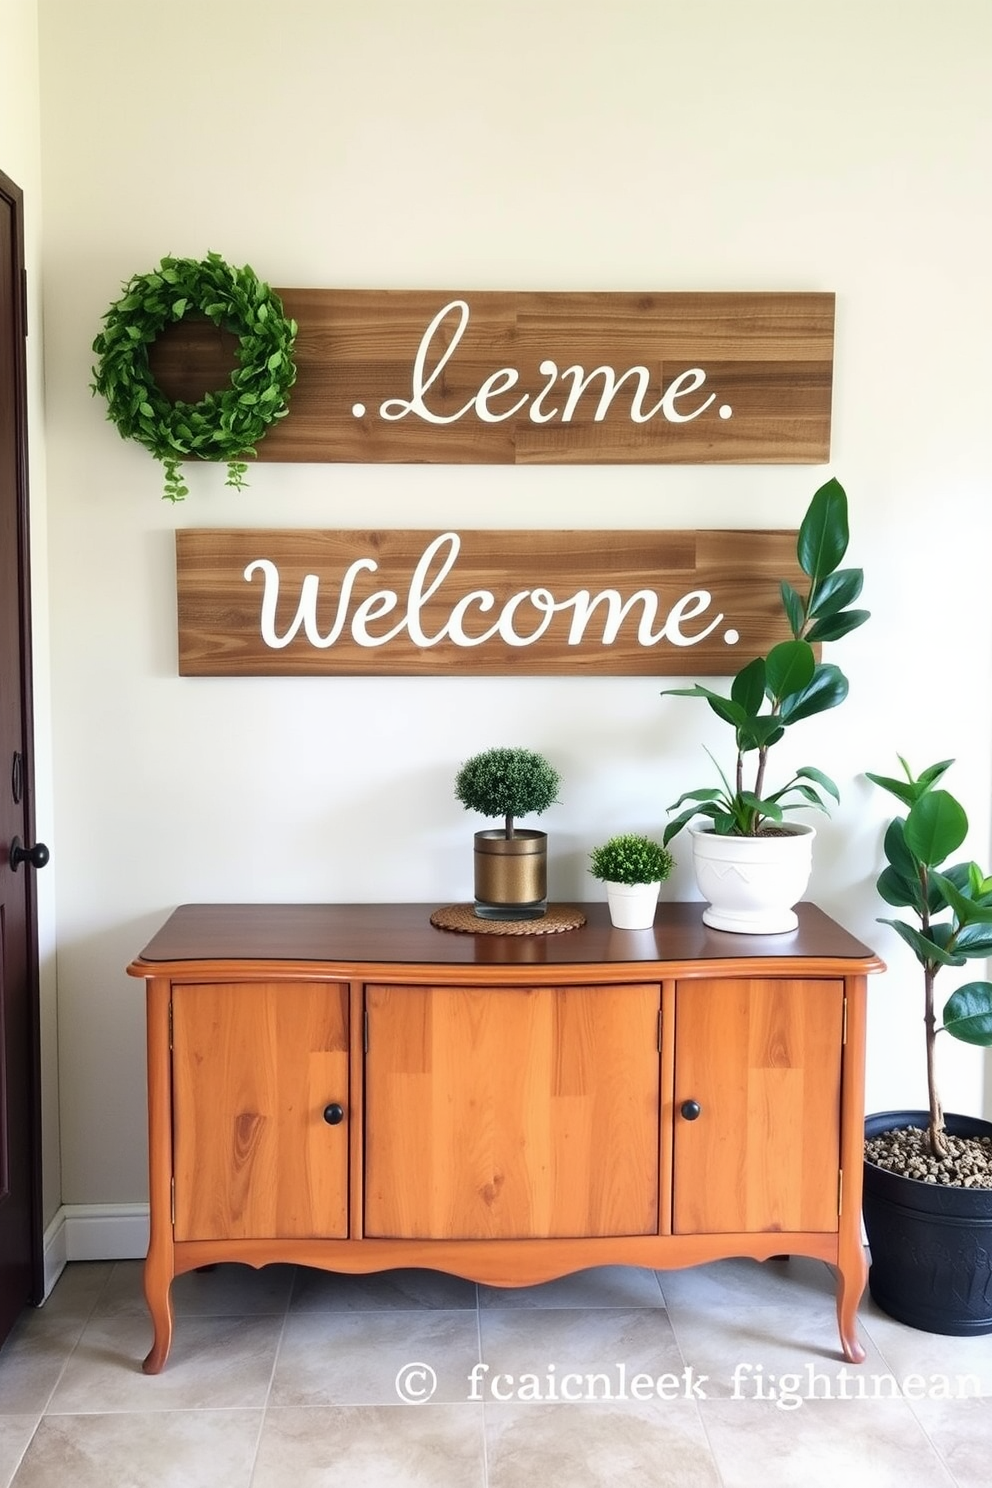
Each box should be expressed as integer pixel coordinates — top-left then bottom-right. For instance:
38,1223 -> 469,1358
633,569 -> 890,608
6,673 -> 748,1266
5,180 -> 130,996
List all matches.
662,478 -> 869,844
867,757 -> 992,1158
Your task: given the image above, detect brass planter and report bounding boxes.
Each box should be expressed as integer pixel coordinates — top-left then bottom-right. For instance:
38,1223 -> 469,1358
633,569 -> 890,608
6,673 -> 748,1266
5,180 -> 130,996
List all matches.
473,829 -> 548,920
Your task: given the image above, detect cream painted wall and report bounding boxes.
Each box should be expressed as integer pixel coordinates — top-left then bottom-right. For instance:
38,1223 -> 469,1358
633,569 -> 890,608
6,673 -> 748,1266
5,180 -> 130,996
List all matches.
0,0 -> 60,1228
36,0 -> 992,1211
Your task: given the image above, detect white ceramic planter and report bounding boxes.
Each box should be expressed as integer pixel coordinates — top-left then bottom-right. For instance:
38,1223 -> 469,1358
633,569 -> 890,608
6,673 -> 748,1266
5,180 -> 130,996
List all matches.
689,823 -> 815,934
604,880 -> 662,930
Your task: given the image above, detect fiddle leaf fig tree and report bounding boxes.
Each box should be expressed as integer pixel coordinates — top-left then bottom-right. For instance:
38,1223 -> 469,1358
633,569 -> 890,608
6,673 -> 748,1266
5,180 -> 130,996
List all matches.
662,478 -> 870,844
867,757 -> 992,1159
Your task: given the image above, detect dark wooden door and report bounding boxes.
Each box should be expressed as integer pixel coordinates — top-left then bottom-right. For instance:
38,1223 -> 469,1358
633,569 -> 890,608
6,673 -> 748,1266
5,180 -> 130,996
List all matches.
0,168 -> 45,1349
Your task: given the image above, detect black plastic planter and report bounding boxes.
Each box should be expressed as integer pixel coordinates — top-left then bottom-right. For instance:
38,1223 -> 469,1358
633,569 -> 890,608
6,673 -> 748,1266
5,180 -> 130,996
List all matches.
863,1109 -> 992,1336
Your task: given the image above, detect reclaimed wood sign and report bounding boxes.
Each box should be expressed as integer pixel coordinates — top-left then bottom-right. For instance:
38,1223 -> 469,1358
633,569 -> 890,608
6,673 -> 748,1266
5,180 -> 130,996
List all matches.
176,528 -> 807,677
151,290 -> 834,466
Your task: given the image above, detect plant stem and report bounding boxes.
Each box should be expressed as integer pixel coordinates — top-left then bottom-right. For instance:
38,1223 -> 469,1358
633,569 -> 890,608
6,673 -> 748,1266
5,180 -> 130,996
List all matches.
924,964 -> 948,1158
752,746 -> 769,832
504,813 -> 514,840
919,863 -> 949,1159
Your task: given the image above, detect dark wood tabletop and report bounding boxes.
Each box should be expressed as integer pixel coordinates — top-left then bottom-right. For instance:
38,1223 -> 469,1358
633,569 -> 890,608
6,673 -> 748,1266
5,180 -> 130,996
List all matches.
129,901 -> 883,976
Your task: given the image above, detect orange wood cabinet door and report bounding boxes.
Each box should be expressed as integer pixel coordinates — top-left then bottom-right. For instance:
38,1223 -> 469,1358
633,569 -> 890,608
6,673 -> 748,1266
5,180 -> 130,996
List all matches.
672,978 -> 844,1235
364,983 -> 661,1240
171,981 -> 350,1241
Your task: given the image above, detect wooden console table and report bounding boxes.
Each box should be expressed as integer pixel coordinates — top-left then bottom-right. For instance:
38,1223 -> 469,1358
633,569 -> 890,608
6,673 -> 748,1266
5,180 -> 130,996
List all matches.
128,901 -> 882,1372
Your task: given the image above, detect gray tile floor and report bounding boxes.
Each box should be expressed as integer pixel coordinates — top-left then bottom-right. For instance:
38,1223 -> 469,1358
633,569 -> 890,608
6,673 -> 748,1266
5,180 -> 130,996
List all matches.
1,1256 -> 990,1486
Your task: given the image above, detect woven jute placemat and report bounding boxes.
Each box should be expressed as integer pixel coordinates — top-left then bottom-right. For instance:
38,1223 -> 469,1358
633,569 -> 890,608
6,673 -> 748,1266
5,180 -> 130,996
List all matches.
430,904 -> 587,935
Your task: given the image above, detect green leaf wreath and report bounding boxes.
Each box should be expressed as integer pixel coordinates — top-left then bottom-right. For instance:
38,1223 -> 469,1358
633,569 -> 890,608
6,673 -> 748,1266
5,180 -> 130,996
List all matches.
91,252 -> 297,501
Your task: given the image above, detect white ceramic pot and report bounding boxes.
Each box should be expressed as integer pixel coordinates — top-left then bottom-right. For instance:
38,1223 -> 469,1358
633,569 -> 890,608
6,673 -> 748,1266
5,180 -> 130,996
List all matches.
689,823 -> 815,934
604,880 -> 661,930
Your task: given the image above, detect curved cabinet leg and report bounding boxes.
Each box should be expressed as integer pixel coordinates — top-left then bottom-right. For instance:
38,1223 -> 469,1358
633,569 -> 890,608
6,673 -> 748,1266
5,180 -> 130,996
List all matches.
142,1248 -> 174,1374
835,1250 -> 867,1364
142,976 -> 176,1373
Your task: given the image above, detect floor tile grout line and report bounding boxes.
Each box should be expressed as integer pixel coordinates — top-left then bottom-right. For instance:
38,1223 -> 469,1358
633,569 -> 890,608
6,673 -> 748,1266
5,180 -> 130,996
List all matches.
661,1271 -> 728,1488
254,1268 -> 294,1419
0,1413 -> 42,1488
900,1391 -> 975,1488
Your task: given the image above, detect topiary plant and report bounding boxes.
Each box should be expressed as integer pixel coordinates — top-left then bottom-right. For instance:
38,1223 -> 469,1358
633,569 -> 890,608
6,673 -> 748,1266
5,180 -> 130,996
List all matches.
589,833 -> 674,886
454,747 -> 560,840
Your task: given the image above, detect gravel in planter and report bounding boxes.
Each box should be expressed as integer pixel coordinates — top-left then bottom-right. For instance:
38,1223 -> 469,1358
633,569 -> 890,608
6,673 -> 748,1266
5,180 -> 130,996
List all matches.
865,1128 -> 992,1188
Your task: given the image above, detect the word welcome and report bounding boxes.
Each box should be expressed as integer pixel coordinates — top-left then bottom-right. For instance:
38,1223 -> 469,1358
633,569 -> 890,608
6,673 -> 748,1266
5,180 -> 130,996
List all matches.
244,532 -> 728,652
175,526 -> 803,677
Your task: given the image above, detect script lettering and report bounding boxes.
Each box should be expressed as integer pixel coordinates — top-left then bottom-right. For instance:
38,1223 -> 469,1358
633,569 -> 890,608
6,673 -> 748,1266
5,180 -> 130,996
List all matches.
245,533 -> 727,656
374,299 -> 719,429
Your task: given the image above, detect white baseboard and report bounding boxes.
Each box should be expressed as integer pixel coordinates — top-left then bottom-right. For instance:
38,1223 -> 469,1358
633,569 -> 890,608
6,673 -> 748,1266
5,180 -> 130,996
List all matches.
42,1209 -> 68,1299
42,1203 -> 150,1294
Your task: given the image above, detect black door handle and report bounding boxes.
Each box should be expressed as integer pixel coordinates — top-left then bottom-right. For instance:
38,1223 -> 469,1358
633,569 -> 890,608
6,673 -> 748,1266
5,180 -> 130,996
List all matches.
9,837 -> 50,872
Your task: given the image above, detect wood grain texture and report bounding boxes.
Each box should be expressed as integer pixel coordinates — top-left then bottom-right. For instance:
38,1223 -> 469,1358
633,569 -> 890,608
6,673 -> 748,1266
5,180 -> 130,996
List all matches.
175,526 -> 807,676
129,901 -> 884,981
148,289 -> 833,464
133,902 -> 881,1371
364,983 -> 660,1239
172,981 -> 349,1241
672,977 -> 844,1234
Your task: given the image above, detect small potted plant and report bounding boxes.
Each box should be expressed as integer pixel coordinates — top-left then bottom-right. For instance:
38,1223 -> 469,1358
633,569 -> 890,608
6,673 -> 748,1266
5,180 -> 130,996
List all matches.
661,477 -> 869,933
589,833 -> 674,929
454,747 -> 561,919
862,756 -> 992,1335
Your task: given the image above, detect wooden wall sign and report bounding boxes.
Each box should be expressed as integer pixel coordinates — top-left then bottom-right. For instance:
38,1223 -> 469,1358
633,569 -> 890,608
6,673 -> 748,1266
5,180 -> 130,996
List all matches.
176,528 -> 807,677
152,290 -> 834,466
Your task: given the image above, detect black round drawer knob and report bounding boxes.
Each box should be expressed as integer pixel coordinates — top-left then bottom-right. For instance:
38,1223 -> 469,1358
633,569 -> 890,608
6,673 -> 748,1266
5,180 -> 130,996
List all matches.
680,1100 -> 702,1121
322,1103 -> 345,1126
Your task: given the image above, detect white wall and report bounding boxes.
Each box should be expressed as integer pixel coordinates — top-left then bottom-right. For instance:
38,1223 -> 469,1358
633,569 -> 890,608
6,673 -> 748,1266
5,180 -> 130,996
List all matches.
0,0 -> 60,1228
36,0 -> 992,1214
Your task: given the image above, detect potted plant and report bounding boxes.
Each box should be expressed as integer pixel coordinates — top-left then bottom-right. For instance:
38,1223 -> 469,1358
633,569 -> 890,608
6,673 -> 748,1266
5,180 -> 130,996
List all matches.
589,833 -> 674,929
454,746 -> 561,919
861,756 -> 992,1335
660,477 -> 869,933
